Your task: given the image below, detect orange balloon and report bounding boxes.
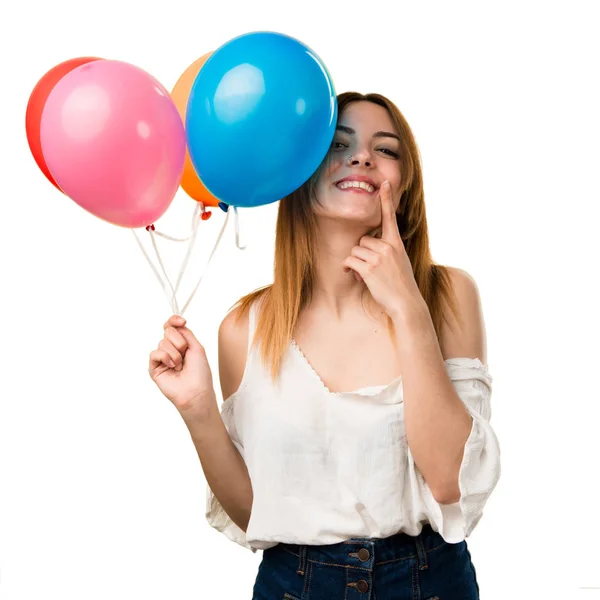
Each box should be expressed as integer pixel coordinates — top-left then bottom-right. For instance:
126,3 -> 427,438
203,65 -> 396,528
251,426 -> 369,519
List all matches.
171,53 -> 220,207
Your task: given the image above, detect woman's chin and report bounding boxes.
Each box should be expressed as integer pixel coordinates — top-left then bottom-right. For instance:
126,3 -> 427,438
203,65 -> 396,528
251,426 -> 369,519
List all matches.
336,200 -> 378,219
322,207 -> 378,227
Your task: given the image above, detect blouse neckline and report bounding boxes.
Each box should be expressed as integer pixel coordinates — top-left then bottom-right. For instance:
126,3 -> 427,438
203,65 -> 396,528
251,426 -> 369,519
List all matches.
290,338 -> 402,397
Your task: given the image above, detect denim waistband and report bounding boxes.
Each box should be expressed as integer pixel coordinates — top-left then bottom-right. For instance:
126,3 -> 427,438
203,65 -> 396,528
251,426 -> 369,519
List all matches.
269,523 -> 447,574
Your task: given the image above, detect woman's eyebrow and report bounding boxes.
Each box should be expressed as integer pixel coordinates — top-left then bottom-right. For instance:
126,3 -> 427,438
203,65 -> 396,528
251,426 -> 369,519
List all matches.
336,125 -> 400,141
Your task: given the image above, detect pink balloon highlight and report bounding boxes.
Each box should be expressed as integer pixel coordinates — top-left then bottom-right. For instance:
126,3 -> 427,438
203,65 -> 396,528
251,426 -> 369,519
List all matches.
40,60 -> 186,228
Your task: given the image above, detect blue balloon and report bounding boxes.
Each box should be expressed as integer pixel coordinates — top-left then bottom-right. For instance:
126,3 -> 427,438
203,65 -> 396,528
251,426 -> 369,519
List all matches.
186,31 -> 337,208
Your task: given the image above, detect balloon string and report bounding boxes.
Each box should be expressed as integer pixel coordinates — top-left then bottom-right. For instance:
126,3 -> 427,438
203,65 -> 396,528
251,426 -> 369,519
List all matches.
131,228 -> 179,315
153,231 -> 194,242
132,202 -> 232,318
149,201 -> 211,242
179,208 -> 231,315
174,202 -> 202,296
130,203 -> 201,315
233,206 -> 247,250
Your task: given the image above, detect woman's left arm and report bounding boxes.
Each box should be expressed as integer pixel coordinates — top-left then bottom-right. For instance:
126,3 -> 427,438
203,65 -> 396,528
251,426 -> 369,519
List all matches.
391,268 -> 486,504
342,182 -> 491,504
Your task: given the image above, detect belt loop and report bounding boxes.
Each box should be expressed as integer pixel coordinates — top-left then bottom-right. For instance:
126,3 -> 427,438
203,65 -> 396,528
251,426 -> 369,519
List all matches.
297,545 -> 307,575
415,531 -> 429,571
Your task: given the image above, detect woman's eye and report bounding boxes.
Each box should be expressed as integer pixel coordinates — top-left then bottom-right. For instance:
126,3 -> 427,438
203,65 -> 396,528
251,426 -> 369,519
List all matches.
379,148 -> 399,158
332,141 -> 348,150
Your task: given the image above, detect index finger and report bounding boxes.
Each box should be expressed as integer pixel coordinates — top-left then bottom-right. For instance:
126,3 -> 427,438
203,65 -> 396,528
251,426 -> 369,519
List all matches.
380,181 -> 400,241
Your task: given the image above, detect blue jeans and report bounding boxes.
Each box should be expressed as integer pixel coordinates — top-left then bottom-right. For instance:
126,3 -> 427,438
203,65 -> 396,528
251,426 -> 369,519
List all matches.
252,524 -> 480,599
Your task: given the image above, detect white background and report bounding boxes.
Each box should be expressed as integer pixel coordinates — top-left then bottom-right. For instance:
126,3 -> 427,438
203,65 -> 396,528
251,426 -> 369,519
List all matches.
1,1 -> 598,598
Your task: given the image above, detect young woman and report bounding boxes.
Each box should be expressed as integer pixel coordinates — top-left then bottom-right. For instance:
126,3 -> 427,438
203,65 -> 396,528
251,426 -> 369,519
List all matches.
149,92 -> 501,599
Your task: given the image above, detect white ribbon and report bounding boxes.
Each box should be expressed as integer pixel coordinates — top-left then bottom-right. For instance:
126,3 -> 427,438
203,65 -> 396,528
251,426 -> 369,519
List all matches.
131,202 -> 246,317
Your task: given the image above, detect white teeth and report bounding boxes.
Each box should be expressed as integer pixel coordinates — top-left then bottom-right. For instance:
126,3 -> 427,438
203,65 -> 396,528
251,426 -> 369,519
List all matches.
337,180 -> 375,192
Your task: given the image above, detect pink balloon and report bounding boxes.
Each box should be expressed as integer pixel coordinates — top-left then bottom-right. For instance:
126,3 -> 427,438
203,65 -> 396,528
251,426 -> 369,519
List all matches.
40,60 -> 186,228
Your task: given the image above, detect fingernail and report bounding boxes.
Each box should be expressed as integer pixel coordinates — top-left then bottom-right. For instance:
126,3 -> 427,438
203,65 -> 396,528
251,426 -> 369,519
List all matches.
176,316 -> 185,324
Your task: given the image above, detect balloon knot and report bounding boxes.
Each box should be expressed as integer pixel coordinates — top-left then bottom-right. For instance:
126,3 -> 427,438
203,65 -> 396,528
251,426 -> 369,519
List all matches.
145,224 -> 155,231
201,211 -> 212,220
218,202 -> 229,212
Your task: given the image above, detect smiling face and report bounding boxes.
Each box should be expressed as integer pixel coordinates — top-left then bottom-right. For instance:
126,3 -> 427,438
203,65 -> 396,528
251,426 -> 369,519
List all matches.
312,100 -> 403,229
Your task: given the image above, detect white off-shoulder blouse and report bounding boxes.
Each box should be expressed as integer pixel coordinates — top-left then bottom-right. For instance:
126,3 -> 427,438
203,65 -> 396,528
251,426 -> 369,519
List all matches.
206,298 -> 501,553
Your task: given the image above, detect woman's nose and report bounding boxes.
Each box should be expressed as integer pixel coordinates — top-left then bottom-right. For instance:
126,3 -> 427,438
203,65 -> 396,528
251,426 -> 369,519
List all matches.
348,150 -> 372,167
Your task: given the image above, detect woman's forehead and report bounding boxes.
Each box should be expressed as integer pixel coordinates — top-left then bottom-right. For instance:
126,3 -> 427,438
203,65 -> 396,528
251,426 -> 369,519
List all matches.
338,102 -> 396,134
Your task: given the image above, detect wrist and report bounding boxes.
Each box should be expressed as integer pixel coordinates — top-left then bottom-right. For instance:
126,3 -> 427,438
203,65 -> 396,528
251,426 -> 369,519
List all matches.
178,391 -> 219,427
389,295 -> 429,326
392,301 -> 438,353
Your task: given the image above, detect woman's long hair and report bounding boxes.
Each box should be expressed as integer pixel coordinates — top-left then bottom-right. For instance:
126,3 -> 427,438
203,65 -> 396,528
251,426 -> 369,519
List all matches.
227,92 -> 462,383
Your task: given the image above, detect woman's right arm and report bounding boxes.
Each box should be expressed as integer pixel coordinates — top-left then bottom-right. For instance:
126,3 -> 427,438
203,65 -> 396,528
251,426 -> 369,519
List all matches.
181,306 -> 253,533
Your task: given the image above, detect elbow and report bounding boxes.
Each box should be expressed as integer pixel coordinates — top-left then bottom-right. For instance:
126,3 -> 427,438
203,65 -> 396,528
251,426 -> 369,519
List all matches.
434,482 -> 461,505
232,506 -> 252,533
238,516 -> 249,534
434,437 -> 469,504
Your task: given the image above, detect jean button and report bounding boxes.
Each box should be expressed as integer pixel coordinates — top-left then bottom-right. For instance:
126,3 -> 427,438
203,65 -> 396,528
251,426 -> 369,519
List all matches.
358,548 -> 370,561
357,580 -> 369,593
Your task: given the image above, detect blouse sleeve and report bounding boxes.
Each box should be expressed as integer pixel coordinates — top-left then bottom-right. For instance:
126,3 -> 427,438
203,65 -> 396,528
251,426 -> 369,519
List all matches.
406,357 -> 501,544
205,398 -> 258,553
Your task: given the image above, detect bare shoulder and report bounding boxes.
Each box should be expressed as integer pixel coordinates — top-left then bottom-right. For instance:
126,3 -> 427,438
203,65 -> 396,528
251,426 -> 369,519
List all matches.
447,266 -> 481,300
218,305 -> 250,401
440,266 -> 487,364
